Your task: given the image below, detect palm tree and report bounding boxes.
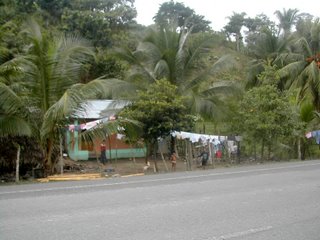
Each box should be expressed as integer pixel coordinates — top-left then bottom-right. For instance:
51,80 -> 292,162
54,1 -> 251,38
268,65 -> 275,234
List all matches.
273,19 -> 320,161
0,22 -> 32,181
274,8 -> 301,36
0,83 -> 32,182
2,19 -> 124,173
245,27 -> 294,90
114,27 -> 239,119
296,101 -> 318,160
277,19 -> 320,110
224,12 -> 246,51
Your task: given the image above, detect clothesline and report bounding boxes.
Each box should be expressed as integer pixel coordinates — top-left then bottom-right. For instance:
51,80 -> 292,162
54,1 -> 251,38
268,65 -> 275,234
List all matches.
68,115 -> 117,132
171,131 -> 228,144
306,130 -> 320,144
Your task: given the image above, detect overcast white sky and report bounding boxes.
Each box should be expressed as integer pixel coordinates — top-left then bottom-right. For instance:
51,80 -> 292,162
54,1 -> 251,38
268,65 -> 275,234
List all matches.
134,0 -> 319,31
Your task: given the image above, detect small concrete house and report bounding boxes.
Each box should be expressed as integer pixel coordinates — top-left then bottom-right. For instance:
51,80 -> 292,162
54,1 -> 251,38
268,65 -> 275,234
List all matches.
66,100 -> 146,161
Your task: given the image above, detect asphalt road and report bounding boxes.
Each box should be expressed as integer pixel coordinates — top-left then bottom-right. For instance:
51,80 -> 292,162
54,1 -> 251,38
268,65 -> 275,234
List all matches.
1,160 -> 320,240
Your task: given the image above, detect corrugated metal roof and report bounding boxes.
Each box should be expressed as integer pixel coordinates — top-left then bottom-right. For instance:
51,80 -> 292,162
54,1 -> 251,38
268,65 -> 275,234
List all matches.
74,100 -> 129,119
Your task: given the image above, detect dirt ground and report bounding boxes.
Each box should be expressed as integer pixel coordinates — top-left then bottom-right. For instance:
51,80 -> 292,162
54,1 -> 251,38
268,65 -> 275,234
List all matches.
1,156 -> 233,183
62,155 -> 232,177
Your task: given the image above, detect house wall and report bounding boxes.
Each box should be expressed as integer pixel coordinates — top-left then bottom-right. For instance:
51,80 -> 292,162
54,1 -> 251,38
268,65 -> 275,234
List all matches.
66,123 -> 146,161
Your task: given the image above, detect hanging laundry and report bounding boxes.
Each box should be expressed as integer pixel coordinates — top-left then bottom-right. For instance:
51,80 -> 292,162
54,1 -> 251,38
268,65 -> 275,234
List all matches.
311,130 -> 320,144
117,134 -> 125,140
68,125 -> 75,132
305,132 -> 312,138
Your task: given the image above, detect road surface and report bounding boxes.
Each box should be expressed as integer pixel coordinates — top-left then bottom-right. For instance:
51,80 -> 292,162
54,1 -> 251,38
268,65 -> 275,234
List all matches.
1,160 -> 320,240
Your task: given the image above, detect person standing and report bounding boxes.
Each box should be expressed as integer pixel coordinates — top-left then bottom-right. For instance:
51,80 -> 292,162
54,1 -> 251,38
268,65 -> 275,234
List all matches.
100,139 -> 107,164
199,148 -> 209,169
170,151 -> 177,172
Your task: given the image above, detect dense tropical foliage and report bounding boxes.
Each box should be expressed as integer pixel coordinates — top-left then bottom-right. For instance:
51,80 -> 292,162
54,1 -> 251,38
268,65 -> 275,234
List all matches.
119,79 -> 195,169
1,0 -> 320,179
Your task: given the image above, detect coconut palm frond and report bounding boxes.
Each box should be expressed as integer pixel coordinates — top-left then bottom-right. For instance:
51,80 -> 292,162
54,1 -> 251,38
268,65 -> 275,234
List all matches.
79,118 -> 142,145
274,52 -> 304,66
293,62 -> 318,92
136,42 -> 162,66
305,62 -> 320,83
278,61 -> 306,84
295,37 -> 313,56
299,101 -> 315,123
82,77 -> 137,100
113,46 -> 139,65
126,72 -> 153,92
22,18 -> 42,41
246,60 -> 265,88
40,88 -> 84,140
189,94 -> 228,120
183,34 -> 215,73
114,45 -> 157,83
0,83 -> 25,115
183,54 -> 236,91
201,80 -> 242,98
154,59 -> 170,80
0,115 -> 32,137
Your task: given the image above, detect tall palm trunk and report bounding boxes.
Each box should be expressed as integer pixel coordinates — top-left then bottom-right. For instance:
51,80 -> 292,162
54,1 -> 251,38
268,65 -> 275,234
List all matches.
44,138 -> 54,175
15,143 -> 21,183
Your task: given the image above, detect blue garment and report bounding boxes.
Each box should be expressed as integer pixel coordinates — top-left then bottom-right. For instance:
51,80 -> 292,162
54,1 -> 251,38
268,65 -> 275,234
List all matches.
100,150 -> 107,164
311,130 -> 320,144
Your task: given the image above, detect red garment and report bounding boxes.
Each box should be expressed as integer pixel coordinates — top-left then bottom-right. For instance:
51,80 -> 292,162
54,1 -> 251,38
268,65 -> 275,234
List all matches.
100,143 -> 106,151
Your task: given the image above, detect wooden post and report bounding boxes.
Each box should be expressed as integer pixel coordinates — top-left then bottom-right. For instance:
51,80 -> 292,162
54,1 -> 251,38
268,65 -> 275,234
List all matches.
189,141 -> 193,171
15,144 -> 20,183
186,140 -> 192,171
297,137 -> 301,160
115,135 -> 118,167
185,139 -> 188,171
59,133 -> 63,175
160,152 -> 169,172
208,141 -> 212,165
108,135 -> 112,164
237,140 -> 241,164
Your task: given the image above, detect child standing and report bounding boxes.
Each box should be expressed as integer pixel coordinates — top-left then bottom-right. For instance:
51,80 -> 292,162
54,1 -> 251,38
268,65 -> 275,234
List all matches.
100,139 -> 107,164
170,151 -> 177,172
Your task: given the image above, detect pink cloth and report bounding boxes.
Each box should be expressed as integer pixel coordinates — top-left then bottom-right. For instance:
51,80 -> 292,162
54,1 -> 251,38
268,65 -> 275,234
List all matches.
305,132 -> 312,138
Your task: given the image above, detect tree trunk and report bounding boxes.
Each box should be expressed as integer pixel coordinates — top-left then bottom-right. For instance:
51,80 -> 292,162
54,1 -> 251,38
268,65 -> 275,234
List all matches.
15,144 -> 21,183
261,139 -> 265,161
151,141 -> 158,172
44,138 -> 54,175
236,34 -> 241,52
170,135 -> 175,155
254,142 -> 257,161
297,137 -> 301,160
130,143 -> 138,173
267,143 -> 271,161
